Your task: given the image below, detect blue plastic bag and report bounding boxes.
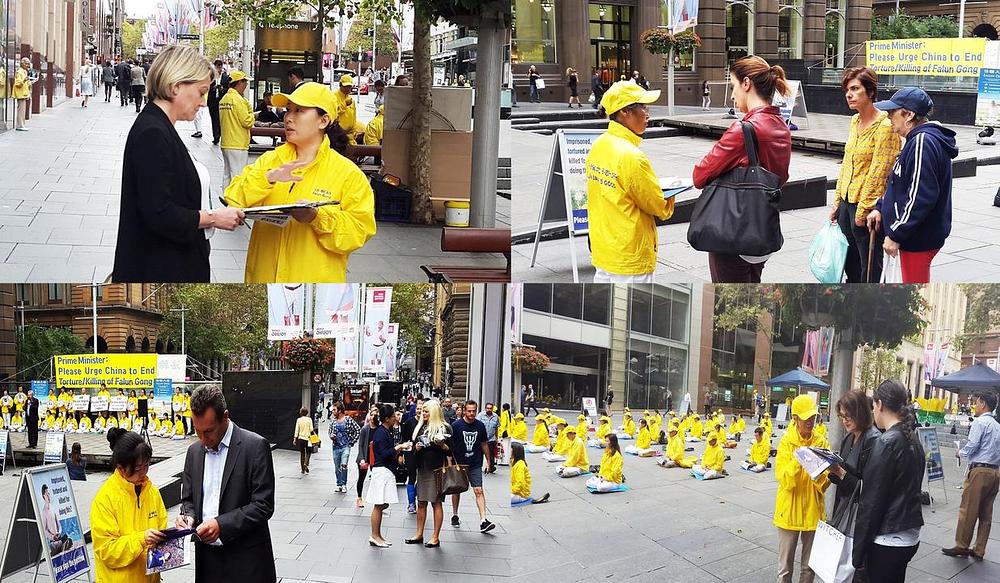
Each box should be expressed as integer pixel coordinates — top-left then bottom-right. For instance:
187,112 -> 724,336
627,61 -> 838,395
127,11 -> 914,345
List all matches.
809,222 -> 849,283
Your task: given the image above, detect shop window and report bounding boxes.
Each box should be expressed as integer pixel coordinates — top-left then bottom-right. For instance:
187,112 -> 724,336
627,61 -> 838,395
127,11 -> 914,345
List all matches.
582,284 -> 611,325
825,0 -> 846,68
552,285 -> 583,320
512,0 -> 557,64
778,0 -> 803,60
726,1 -> 754,64
523,284 -> 552,313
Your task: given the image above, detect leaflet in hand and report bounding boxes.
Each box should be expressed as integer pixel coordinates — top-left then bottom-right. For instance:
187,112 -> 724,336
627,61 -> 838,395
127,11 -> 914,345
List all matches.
794,446 -> 837,480
660,176 -> 694,200
241,201 -> 339,228
146,531 -> 193,574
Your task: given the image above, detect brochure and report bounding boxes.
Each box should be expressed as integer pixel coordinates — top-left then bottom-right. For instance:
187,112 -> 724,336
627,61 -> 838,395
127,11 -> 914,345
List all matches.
660,176 -> 694,199
793,446 -> 838,480
146,531 -> 193,574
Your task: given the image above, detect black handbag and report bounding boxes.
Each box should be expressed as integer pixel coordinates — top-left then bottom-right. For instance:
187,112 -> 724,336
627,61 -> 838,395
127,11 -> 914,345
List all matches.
687,121 -> 784,255
436,455 -> 470,496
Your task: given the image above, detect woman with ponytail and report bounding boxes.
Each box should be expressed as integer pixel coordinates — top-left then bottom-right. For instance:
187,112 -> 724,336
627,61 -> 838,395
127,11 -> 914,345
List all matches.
91,428 -> 168,582
852,380 -> 925,582
692,56 -> 793,283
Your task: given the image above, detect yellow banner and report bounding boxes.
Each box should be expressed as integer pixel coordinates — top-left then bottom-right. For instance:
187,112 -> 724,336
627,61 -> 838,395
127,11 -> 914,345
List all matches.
866,38 -> 986,77
54,354 -> 159,390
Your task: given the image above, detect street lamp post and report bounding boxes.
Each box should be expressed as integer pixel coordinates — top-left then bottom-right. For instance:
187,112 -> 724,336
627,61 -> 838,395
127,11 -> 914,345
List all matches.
170,306 -> 190,355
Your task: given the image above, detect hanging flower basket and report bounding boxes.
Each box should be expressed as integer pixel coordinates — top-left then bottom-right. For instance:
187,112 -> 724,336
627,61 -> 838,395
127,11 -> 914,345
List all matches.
285,338 -> 335,371
513,347 -> 550,374
640,28 -> 702,56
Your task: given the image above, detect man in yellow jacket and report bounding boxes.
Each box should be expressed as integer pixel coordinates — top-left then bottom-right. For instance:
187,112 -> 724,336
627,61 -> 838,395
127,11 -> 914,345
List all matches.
333,74 -> 360,141
219,70 -> 257,185
13,58 -> 35,131
774,395 -> 831,583
586,81 -> 674,282
364,104 -> 384,145
556,426 -> 589,477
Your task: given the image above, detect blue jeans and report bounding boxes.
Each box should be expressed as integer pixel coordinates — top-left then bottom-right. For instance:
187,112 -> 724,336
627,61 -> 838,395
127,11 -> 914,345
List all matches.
332,445 -> 351,487
529,84 -> 539,103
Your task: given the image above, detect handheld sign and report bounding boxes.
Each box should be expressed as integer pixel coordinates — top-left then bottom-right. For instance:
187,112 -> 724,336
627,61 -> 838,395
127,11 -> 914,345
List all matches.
43,432 -> 66,465
89,396 -> 109,413
109,396 -> 128,413
72,395 -> 90,412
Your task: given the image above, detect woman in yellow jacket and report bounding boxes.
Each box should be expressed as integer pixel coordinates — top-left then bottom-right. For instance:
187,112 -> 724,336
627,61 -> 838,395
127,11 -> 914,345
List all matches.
741,426 -> 771,473
499,404 -> 511,438
224,82 -> 376,282
182,390 -> 193,435
556,426 -> 590,477
620,411 -> 636,438
510,442 -> 550,505
575,414 -> 589,441
92,428 -> 168,583
528,416 -> 550,453
543,421 -> 570,461
624,418 -> 658,457
587,81 -> 674,282
591,415 -> 612,446
689,415 -> 704,440
658,426 -> 696,468
693,433 -> 726,480
586,434 -> 624,492
774,395 -> 831,583
509,412 -> 528,442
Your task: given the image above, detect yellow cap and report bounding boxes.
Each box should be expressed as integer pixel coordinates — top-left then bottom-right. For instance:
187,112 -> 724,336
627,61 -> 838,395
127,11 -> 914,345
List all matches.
535,415 -> 547,422
340,74 -> 355,86
600,80 -> 661,115
668,426 -> 678,432
515,412 -> 524,419
600,416 -> 610,423
565,425 -> 578,434
578,414 -> 586,420
791,395 -> 818,421
623,411 -> 632,417
271,82 -> 338,116
228,70 -> 249,83
377,104 -> 384,115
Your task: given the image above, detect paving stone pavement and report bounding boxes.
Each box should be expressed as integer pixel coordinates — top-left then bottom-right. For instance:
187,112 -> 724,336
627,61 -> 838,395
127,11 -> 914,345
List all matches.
0,416 -> 510,582
511,410 -> 1000,583
511,108 -> 1000,283
0,94 -> 507,283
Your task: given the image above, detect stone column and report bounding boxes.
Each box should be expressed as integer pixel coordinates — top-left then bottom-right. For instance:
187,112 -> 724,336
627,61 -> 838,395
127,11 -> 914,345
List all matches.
557,0 -> 592,102
698,0 -> 728,84
634,0 -> 662,92
755,0 -> 780,60
846,0 -> 872,68
802,0 -> 827,66
608,285 -> 630,411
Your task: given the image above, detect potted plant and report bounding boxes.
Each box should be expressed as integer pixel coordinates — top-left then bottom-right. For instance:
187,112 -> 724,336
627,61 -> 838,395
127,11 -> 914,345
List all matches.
640,28 -> 701,56
284,338 -> 335,372
513,347 -> 550,374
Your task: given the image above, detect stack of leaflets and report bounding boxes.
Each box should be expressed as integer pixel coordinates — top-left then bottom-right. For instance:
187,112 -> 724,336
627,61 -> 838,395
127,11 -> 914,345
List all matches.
146,527 -> 195,574
793,446 -> 845,480
241,201 -> 339,228
660,177 -> 694,201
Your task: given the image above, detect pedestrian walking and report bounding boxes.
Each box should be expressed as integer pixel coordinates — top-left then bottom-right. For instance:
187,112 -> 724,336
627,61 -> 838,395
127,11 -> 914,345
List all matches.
867,87 -> 957,283
219,70 -> 255,186
528,65 -> 541,103
207,60 -> 229,145
25,390 -> 39,448
366,404 -> 407,547
827,390 -> 880,520
129,59 -> 146,113
91,429 -> 167,582
101,60 -> 115,102
704,390 -> 714,416
477,403 -> 501,472
114,57 -> 131,107
222,82 -> 376,283
79,58 -> 96,107
692,56 -> 792,283
525,385 -> 540,416
943,391 -> 999,561
355,408 -> 378,508
590,69 -> 603,109
12,58 -> 35,131
774,395 -> 831,583
176,386 -> 277,583
442,397 -> 458,423
328,402 -> 360,493
450,400 -> 497,533
293,407 -> 314,474
566,67 -> 581,108
406,399 -> 453,548
112,44 -> 245,283
830,67 -> 901,283
605,385 -> 614,417
851,380 -> 925,582
702,80 -> 711,110
587,81 -> 672,283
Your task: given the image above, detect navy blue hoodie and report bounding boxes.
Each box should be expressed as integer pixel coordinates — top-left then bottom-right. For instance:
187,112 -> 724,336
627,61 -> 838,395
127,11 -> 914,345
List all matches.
876,122 -> 958,252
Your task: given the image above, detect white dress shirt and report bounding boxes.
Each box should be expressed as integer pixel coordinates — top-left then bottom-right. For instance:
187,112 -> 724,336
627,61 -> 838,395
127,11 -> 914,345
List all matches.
202,420 -> 235,546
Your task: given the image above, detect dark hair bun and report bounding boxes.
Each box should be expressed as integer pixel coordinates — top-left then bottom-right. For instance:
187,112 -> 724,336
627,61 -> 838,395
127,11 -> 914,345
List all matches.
107,427 -> 126,450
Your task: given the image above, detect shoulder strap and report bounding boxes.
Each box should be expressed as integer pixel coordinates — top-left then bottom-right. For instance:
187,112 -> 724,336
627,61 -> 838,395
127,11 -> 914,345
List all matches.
740,121 -> 761,168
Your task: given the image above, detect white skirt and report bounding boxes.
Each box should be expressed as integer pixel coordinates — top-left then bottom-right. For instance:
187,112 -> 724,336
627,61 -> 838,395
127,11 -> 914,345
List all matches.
364,466 -> 399,505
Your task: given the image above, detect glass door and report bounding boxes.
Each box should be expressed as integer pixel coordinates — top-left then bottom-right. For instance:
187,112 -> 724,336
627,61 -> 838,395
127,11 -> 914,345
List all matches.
590,3 -> 631,84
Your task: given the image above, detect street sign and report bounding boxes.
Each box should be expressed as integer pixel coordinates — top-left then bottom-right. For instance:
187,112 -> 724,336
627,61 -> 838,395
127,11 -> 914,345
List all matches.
178,34 -> 200,41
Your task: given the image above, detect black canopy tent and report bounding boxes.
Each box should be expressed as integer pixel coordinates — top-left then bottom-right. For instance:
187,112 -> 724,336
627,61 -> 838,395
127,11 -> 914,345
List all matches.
930,362 -> 1000,394
765,368 -> 831,391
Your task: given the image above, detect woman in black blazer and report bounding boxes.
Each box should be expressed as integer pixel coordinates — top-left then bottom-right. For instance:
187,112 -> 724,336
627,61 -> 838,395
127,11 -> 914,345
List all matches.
113,45 -> 244,282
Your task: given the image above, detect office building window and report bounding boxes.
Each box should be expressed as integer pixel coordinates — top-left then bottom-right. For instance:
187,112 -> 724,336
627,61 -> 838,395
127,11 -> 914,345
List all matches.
778,0 -> 803,60
512,0 -> 557,64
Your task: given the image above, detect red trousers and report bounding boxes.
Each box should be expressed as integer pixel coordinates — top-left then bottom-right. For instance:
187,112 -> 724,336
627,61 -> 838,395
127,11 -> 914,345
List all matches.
899,248 -> 939,283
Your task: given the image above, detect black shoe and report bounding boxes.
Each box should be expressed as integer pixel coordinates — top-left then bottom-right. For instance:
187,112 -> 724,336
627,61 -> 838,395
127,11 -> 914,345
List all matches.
942,547 -> 970,557
970,551 -> 984,561
424,541 -> 440,548
192,132 -> 203,138
534,493 -> 550,504
480,520 -> 496,533
451,515 -> 460,528
404,537 -> 423,545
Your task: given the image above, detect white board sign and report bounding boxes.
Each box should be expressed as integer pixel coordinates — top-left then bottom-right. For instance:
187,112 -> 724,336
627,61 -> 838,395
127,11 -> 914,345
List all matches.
582,397 -> 598,418
43,433 -> 66,465
0,430 -> 9,474
72,395 -> 90,412
109,396 -> 128,413
776,404 -> 789,422
89,397 -> 108,413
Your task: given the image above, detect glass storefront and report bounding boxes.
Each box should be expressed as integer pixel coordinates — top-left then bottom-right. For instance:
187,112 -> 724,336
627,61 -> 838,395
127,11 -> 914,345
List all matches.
726,2 -> 753,64
590,3 -> 631,82
624,285 -> 690,411
521,335 -> 609,411
523,283 -> 611,325
777,1 -> 803,60
512,0 -> 557,64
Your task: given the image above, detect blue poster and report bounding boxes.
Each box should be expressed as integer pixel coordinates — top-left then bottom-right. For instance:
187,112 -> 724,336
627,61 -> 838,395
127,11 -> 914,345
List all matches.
976,68 -> 1000,127
153,378 -> 173,401
31,380 -> 50,400
917,427 -> 944,483
29,466 -> 90,583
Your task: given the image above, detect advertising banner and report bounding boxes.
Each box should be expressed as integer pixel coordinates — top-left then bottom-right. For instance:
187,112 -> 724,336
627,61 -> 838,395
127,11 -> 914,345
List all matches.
510,283 -> 522,344
155,354 -> 187,383
801,329 -> 818,374
666,0 -> 699,33
267,284 -> 306,340
923,343 -> 936,382
935,342 -> 951,380
334,337 -> 359,373
28,466 -> 90,582
917,426 -> 945,482
816,327 -> 835,377
383,323 -> 400,375
866,38 -> 986,77
54,354 -> 159,390
313,284 -> 360,339
361,287 -> 393,373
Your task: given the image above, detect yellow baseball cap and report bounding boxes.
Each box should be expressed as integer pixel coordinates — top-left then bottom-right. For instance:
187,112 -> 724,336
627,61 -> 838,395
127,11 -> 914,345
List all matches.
228,70 -> 250,83
340,74 -> 355,86
600,80 -> 660,115
791,395 -> 819,421
514,412 -> 524,419
271,82 -> 338,116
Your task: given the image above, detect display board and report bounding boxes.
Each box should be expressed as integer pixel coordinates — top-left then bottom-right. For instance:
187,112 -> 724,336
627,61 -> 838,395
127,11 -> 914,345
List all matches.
30,380 -> 50,400
43,432 -> 66,465
976,41 -> 1000,127
54,354 -> 186,390
917,426 -> 945,483
0,430 -> 11,475
866,38 -> 986,77
582,397 -> 598,418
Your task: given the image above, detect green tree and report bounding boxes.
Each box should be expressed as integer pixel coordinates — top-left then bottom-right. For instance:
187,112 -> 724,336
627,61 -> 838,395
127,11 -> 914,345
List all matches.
956,284 -> 1000,353
16,326 -> 87,381
159,284 -> 270,364
344,6 -> 399,57
388,284 -> 434,359
204,19 -> 243,61
871,12 -> 959,40
122,19 -> 147,59
858,345 -> 906,392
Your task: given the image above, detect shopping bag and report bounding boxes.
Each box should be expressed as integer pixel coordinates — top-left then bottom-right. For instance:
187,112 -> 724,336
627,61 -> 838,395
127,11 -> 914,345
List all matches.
809,222 -> 848,283
436,456 -> 470,495
588,93 -> 596,103
535,78 -> 546,90
808,520 -> 855,583
881,252 -> 902,283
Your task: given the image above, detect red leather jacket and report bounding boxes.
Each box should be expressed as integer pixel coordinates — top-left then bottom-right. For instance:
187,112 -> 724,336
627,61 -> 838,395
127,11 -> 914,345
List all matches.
692,105 -> 792,189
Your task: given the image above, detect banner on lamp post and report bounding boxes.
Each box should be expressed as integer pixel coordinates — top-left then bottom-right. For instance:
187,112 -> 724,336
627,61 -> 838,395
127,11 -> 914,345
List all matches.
267,284 -> 306,340
313,284 -> 360,339
361,287 -> 393,373
383,323 -> 400,375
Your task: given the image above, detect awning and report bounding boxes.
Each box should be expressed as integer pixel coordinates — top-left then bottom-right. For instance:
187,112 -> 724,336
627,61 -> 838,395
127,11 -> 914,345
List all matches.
765,368 -> 830,391
931,362 -> 1000,394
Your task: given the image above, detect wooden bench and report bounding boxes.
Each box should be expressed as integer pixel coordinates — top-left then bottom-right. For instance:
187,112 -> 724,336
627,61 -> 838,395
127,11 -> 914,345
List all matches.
421,227 -> 511,283
249,126 -> 287,152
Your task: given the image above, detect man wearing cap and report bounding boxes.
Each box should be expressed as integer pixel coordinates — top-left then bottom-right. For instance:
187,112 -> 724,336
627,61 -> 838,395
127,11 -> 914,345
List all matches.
333,74 -> 360,141
586,81 -> 673,283
774,394 -> 832,583
219,71 -> 257,185
364,105 -> 384,145
867,87 -> 957,283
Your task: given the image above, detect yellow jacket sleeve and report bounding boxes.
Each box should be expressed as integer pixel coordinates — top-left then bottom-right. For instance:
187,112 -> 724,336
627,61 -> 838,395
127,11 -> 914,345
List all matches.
236,96 -> 255,129
636,427 -> 651,449
511,461 -> 531,498
598,451 -> 623,483
624,154 -> 673,221
308,169 -> 376,254
857,123 -> 901,220
564,439 -> 588,470
774,434 -> 801,490
224,150 -> 281,207
91,495 -> 147,569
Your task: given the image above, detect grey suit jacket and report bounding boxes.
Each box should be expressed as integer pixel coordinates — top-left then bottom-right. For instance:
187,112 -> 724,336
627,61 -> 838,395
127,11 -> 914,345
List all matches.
180,422 -> 277,582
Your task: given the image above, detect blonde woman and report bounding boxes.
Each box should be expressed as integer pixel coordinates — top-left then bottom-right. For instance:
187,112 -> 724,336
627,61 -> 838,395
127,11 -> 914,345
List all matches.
406,399 -> 452,548
566,67 -> 581,108
112,44 -> 245,283
80,58 -> 96,107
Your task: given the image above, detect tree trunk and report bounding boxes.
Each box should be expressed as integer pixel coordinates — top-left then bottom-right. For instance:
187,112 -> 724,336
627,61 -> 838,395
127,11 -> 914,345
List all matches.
825,327 -> 855,513
409,9 -> 435,225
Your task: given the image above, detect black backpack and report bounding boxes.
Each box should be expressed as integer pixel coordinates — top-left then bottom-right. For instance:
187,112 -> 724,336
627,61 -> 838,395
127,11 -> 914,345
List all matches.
687,122 -> 784,256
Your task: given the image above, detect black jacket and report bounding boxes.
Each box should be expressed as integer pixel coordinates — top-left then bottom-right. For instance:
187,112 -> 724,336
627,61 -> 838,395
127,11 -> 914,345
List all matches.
25,397 -> 39,422
113,102 -> 209,282
180,423 -> 277,583
853,424 -> 925,568
828,426 -> 881,519
114,62 -> 130,86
